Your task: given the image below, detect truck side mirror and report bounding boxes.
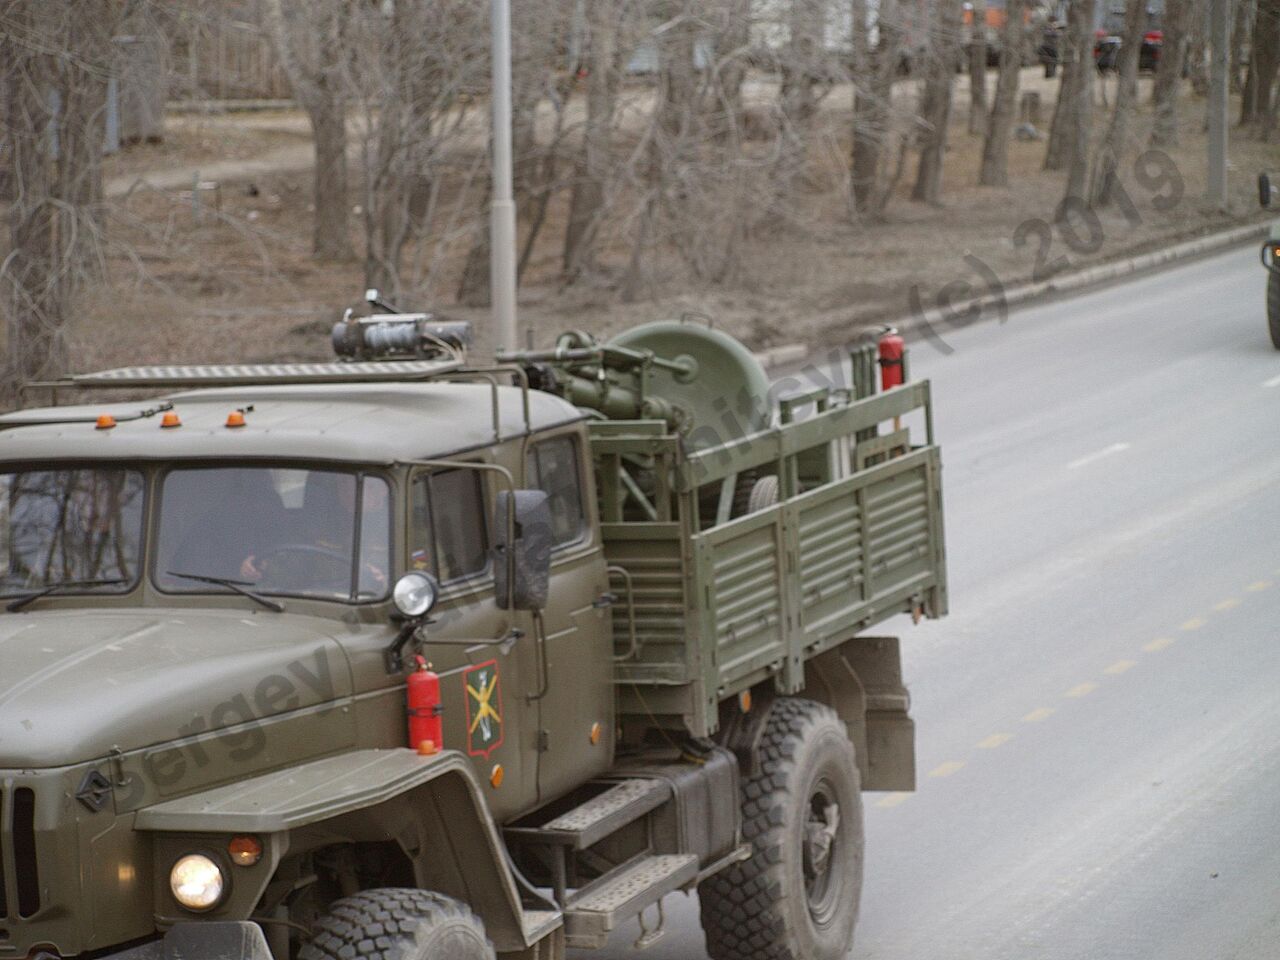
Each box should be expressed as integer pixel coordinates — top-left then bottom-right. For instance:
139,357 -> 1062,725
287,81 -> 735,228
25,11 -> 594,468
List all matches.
494,490 -> 553,610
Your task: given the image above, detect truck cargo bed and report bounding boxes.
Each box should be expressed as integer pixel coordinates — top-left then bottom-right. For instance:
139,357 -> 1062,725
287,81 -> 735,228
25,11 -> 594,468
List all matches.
590,378 -> 946,737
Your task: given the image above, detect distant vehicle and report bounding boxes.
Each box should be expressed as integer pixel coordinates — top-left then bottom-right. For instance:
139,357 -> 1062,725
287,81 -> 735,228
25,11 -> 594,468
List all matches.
1094,8 -> 1163,72
1261,173 -> 1280,349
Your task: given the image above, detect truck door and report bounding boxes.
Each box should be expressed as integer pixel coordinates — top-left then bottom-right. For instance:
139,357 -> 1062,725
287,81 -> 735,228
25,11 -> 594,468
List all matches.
524,433 -> 616,801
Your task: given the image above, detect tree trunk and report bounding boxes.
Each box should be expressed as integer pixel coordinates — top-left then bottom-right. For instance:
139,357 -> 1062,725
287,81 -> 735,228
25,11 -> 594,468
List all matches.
968,0 -> 989,135
1150,0 -> 1190,146
265,0 -> 352,260
1089,0 -> 1143,205
979,0 -> 1025,184
912,0 -> 964,202
1241,0 -> 1279,130
1230,0 -> 1252,92
782,0 -> 823,130
1047,0 -> 1096,177
852,0 -> 901,214
2,10 -> 66,406
563,0 -> 621,279
309,91 -> 352,259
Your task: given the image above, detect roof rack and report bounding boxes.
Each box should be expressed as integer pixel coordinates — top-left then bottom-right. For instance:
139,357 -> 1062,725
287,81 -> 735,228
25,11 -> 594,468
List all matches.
31,359 -> 464,390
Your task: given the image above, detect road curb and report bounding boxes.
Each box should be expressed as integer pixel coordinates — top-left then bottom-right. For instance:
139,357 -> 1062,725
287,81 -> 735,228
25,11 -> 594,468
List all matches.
753,221 -> 1270,371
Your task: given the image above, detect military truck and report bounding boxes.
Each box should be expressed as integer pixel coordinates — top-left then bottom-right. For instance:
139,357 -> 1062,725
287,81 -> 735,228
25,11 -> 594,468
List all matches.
1260,172 -> 1280,349
0,297 -> 946,960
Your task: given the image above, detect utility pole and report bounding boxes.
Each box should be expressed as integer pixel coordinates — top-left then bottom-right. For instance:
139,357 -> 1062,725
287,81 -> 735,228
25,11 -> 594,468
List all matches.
490,0 -> 519,353
1206,0 -> 1229,209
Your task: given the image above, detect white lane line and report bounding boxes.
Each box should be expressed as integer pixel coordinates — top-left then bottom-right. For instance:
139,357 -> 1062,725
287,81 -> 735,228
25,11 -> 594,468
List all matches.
1264,374 -> 1280,388
1067,442 -> 1132,470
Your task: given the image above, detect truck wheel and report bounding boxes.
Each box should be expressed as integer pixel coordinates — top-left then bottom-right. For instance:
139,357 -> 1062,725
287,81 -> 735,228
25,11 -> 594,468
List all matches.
300,889 -> 495,960
699,698 -> 864,960
1268,271 -> 1280,350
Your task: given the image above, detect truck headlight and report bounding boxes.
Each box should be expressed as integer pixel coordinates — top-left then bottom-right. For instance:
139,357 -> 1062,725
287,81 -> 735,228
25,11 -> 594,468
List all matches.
170,854 -> 226,911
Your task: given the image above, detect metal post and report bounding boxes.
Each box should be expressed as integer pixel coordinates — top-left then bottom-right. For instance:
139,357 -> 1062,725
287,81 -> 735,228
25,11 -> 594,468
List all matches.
490,0 -> 519,354
1206,0 -> 1229,209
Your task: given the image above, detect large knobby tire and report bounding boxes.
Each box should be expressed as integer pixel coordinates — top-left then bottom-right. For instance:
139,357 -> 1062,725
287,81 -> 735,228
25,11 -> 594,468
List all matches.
699,698 -> 865,960
1268,271 -> 1280,350
300,889 -> 495,960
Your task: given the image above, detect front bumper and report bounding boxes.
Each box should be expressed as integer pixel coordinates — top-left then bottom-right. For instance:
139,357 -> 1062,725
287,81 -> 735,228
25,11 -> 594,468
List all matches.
107,924 -> 273,960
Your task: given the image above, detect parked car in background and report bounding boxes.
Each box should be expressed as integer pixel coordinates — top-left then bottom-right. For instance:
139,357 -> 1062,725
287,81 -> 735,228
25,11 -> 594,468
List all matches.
1094,7 -> 1163,72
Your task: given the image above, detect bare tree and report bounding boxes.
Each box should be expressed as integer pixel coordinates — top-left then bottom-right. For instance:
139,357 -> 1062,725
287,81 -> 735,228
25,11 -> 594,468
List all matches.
912,0 -> 965,203
967,0 -> 989,136
1230,0 -> 1254,92
852,0 -> 904,215
345,0 -> 486,298
265,0 -> 353,260
1151,0 -> 1192,146
563,0 -> 627,280
1089,0 -> 1144,205
979,0 -> 1026,184
1240,0 -> 1280,133
1046,0 -> 1096,176
2,0 -> 125,407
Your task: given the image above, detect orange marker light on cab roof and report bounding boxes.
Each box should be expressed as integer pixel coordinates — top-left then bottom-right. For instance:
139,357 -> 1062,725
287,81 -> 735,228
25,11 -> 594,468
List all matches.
160,411 -> 182,429
225,411 -> 247,429
95,414 -> 117,431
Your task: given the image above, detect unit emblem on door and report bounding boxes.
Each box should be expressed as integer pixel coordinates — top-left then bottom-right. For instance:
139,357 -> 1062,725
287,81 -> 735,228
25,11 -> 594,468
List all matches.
464,660 -> 504,758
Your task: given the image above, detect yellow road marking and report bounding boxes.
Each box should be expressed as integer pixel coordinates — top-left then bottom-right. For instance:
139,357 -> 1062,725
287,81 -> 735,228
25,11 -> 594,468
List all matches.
977,733 -> 1013,749
1104,659 -> 1137,675
929,761 -> 966,778
1143,637 -> 1175,653
1246,580 -> 1272,592
1213,598 -> 1241,612
1181,617 -> 1207,631
1022,707 -> 1056,723
1064,682 -> 1098,698
876,792 -> 910,808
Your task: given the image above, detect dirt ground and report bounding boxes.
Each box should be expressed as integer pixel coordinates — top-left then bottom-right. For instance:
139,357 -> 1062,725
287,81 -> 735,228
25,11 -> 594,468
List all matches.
58,69 -> 1278,374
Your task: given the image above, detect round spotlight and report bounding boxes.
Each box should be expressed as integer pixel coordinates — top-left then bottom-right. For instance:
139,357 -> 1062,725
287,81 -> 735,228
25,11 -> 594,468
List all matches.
170,854 -> 225,911
393,572 -> 439,618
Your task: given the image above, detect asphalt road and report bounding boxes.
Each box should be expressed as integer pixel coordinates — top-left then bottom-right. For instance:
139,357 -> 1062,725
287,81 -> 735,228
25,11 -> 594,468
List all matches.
595,243 -> 1280,960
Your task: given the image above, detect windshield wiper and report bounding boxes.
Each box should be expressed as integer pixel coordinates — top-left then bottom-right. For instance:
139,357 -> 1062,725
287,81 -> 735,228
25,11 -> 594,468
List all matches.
6,578 -> 129,613
165,571 -> 285,613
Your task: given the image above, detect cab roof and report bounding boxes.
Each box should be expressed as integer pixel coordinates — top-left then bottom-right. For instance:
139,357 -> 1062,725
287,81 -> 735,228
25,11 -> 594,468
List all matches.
0,382 -> 583,464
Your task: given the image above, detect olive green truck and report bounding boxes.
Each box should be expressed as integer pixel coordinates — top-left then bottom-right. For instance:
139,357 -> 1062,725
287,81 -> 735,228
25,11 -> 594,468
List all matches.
0,302 -> 945,960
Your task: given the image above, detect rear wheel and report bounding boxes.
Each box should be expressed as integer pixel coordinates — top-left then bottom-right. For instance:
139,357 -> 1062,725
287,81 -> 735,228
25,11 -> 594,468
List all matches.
1268,271 -> 1280,350
699,698 -> 864,960
300,889 -> 495,960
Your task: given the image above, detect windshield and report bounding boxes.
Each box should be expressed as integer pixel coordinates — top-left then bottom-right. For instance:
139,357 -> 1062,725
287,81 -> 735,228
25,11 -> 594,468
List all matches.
0,468 -> 146,596
154,467 -> 391,602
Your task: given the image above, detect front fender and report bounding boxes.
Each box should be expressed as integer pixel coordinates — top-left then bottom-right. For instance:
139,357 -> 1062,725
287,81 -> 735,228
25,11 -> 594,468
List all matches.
137,749 -> 534,953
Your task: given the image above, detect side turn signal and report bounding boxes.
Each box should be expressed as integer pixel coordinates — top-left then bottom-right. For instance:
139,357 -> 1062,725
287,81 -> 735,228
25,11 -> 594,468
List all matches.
95,414 -> 117,430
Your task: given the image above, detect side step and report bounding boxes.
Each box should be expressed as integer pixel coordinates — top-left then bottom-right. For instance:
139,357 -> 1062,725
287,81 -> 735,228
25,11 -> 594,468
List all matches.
563,854 -> 698,950
505,778 -> 670,850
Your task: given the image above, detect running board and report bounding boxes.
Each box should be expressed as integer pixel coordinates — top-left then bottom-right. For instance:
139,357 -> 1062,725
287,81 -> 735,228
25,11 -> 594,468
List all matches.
505,778 -> 670,850
563,854 -> 698,950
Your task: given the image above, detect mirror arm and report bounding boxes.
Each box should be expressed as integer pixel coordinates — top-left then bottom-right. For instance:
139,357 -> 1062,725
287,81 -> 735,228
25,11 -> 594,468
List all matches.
384,619 -> 428,674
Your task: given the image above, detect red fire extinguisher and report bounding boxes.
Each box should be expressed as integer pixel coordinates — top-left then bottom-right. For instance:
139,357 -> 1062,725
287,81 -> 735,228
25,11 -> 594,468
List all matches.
878,326 -> 906,391
407,656 -> 443,754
